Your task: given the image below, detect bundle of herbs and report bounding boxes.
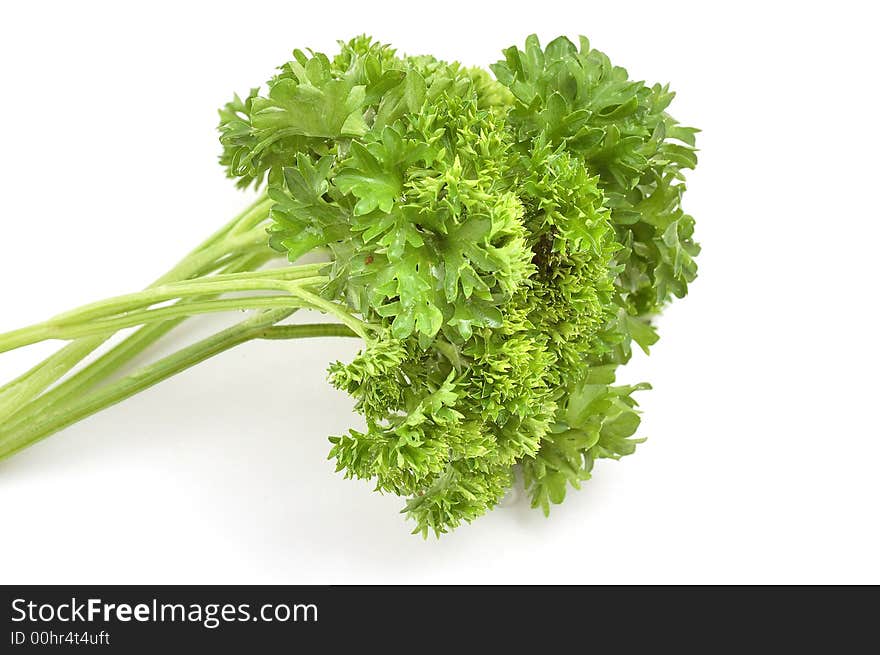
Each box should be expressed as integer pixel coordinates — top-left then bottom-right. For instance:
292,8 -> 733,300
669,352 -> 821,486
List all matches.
0,35 -> 699,535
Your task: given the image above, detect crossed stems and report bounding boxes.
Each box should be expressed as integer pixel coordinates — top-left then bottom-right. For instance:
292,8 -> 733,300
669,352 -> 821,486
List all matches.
0,195 -> 366,460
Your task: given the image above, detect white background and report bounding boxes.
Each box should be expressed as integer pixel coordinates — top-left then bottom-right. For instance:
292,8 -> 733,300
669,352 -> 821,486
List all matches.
1,1 -> 877,584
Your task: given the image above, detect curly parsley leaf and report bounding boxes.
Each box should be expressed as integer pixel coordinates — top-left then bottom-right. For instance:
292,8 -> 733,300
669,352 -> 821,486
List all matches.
218,34 -> 699,536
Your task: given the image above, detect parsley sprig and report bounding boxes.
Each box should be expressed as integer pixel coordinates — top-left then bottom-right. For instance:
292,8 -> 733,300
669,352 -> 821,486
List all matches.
0,35 -> 698,536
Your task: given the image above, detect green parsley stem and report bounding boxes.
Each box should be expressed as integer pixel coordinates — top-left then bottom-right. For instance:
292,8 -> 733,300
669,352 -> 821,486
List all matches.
0,251 -> 275,434
0,313 -> 358,461
0,269 -> 330,354
0,195 -> 274,421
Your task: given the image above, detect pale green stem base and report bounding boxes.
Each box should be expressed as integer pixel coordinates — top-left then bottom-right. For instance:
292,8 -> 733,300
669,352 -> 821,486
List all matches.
0,314 -> 357,460
0,195 -> 274,420
0,193 -> 369,461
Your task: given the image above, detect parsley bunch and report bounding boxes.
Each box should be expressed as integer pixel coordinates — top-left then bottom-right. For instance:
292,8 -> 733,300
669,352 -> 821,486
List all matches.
0,35 -> 698,536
